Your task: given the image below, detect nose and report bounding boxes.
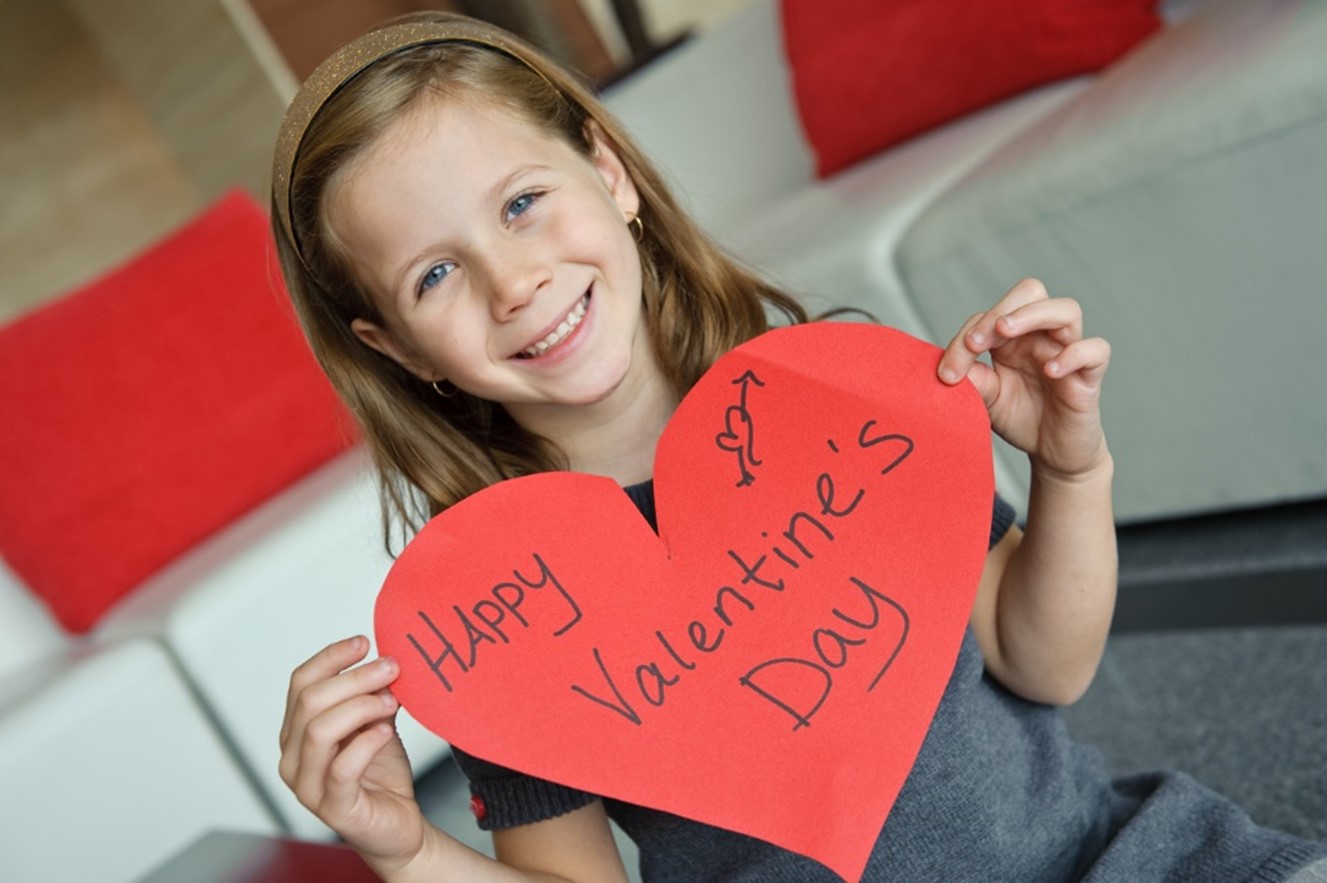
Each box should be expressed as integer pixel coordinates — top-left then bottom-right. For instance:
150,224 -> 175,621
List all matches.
482,246 -> 549,322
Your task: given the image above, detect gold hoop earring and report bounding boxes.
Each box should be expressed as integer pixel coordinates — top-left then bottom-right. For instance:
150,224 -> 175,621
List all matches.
430,379 -> 457,399
627,213 -> 645,243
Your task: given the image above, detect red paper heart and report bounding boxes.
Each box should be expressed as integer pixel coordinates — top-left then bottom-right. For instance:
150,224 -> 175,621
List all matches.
376,323 -> 993,881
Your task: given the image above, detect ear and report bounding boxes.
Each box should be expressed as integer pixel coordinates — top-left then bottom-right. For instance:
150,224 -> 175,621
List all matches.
585,121 -> 640,219
350,317 -> 439,382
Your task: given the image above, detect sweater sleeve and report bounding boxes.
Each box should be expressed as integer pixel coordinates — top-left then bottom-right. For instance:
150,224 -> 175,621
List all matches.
449,744 -> 598,831
990,493 -> 1016,549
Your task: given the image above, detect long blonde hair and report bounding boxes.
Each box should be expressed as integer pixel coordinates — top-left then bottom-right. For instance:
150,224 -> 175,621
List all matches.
272,12 -> 809,548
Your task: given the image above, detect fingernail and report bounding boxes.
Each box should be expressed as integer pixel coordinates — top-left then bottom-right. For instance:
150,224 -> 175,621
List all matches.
969,331 -> 985,346
1047,361 -> 1061,376
377,656 -> 397,673
939,366 -> 959,384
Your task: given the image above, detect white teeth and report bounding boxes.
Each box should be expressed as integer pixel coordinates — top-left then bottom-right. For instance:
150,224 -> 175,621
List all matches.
522,294 -> 589,357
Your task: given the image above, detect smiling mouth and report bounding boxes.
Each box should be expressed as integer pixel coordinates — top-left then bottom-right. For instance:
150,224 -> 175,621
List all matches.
516,292 -> 590,359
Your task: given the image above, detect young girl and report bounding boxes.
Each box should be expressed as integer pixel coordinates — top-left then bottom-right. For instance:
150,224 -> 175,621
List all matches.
273,12 -> 1326,883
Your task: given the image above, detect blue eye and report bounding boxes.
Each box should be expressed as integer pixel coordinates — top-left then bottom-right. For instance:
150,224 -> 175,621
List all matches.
504,191 -> 541,224
418,262 -> 454,294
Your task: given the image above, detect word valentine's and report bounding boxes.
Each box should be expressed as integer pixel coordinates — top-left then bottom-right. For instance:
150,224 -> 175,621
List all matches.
402,416 -> 915,733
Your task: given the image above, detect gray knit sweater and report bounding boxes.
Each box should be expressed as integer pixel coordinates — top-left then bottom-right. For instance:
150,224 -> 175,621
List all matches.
451,485 -> 1326,882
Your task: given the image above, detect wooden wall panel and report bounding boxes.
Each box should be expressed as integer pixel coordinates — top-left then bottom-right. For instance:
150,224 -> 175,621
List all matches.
0,0 -> 291,321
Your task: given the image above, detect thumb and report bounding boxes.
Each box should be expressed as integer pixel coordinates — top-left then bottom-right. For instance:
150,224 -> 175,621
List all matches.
959,359 -> 1000,410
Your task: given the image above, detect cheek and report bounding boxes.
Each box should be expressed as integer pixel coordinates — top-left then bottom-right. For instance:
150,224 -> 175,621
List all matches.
391,307 -> 472,371
428,323 -> 482,368
557,189 -> 631,253
624,244 -> 645,300
597,220 -> 642,286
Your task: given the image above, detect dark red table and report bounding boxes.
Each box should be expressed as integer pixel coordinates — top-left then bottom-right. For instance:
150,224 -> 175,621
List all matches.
139,830 -> 378,882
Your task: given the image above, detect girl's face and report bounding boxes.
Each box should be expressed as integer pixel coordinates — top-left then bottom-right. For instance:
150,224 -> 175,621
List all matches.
332,94 -> 653,429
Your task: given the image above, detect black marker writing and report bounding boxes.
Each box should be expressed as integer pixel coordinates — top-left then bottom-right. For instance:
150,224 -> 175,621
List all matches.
739,576 -> 910,730
569,647 -> 643,726
716,370 -> 765,487
406,552 -> 581,692
566,418 -> 915,728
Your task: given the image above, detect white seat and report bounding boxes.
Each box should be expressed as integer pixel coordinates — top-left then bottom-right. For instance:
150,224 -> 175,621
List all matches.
0,638 -> 278,883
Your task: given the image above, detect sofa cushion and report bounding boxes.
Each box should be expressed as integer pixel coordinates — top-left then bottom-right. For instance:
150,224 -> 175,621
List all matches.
895,0 -> 1327,520
0,190 -> 356,632
781,0 -> 1161,177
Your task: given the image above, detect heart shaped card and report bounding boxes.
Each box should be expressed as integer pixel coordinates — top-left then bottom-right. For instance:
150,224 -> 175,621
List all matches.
375,322 -> 994,881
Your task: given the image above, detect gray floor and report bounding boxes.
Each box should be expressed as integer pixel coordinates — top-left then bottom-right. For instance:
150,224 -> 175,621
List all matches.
415,497 -> 1327,870
1064,497 -> 1327,841
1064,623 -> 1327,840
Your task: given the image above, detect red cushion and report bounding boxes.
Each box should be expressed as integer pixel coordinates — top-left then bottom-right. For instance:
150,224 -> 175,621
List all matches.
781,0 -> 1161,177
0,190 -> 356,633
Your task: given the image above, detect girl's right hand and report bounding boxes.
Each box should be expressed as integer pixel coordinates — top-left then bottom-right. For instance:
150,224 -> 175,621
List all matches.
279,636 -> 426,872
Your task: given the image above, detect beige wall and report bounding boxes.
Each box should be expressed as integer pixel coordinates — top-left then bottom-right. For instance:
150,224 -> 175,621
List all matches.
0,0 -> 289,323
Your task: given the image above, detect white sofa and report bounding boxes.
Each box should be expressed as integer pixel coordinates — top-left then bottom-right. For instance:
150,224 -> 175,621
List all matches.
0,447 -> 452,883
0,623 -> 276,883
603,0 -> 1327,524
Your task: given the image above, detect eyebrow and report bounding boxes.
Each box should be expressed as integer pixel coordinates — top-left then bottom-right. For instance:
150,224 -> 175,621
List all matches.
489,163 -> 552,207
389,163 -> 555,297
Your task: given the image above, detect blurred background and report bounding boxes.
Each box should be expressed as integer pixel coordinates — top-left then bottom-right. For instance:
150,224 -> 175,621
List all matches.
0,0 -> 747,325
3,2 -> 1325,881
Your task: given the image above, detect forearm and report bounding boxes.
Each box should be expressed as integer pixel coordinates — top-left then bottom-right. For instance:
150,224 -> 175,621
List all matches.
994,452 -> 1117,705
370,824 -> 571,883
371,809 -> 628,883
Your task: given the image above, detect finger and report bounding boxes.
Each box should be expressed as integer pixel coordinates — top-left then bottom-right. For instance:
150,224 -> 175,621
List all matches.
995,297 -> 1084,347
287,636 -> 372,706
295,686 -> 400,806
283,636 -> 370,743
964,358 -> 1001,410
1046,337 -> 1111,386
281,652 -> 397,786
941,279 -> 1058,383
938,311 -> 988,384
323,720 -> 399,818
941,277 -> 1067,383
967,278 -> 1052,349
292,656 -> 399,749
996,277 -> 1052,313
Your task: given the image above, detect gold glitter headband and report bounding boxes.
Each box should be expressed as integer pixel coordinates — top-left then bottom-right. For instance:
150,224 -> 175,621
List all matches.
272,12 -> 558,258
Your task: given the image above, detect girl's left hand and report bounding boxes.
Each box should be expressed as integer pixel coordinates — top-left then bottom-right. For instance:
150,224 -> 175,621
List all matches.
937,278 -> 1112,480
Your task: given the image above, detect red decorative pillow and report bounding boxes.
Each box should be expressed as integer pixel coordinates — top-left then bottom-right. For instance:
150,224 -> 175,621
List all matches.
0,190 -> 356,633
781,0 -> 1161,177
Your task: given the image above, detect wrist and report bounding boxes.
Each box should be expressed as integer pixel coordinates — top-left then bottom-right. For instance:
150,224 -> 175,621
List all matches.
367,824 -> 447,883
1029,447 -> 1114,491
